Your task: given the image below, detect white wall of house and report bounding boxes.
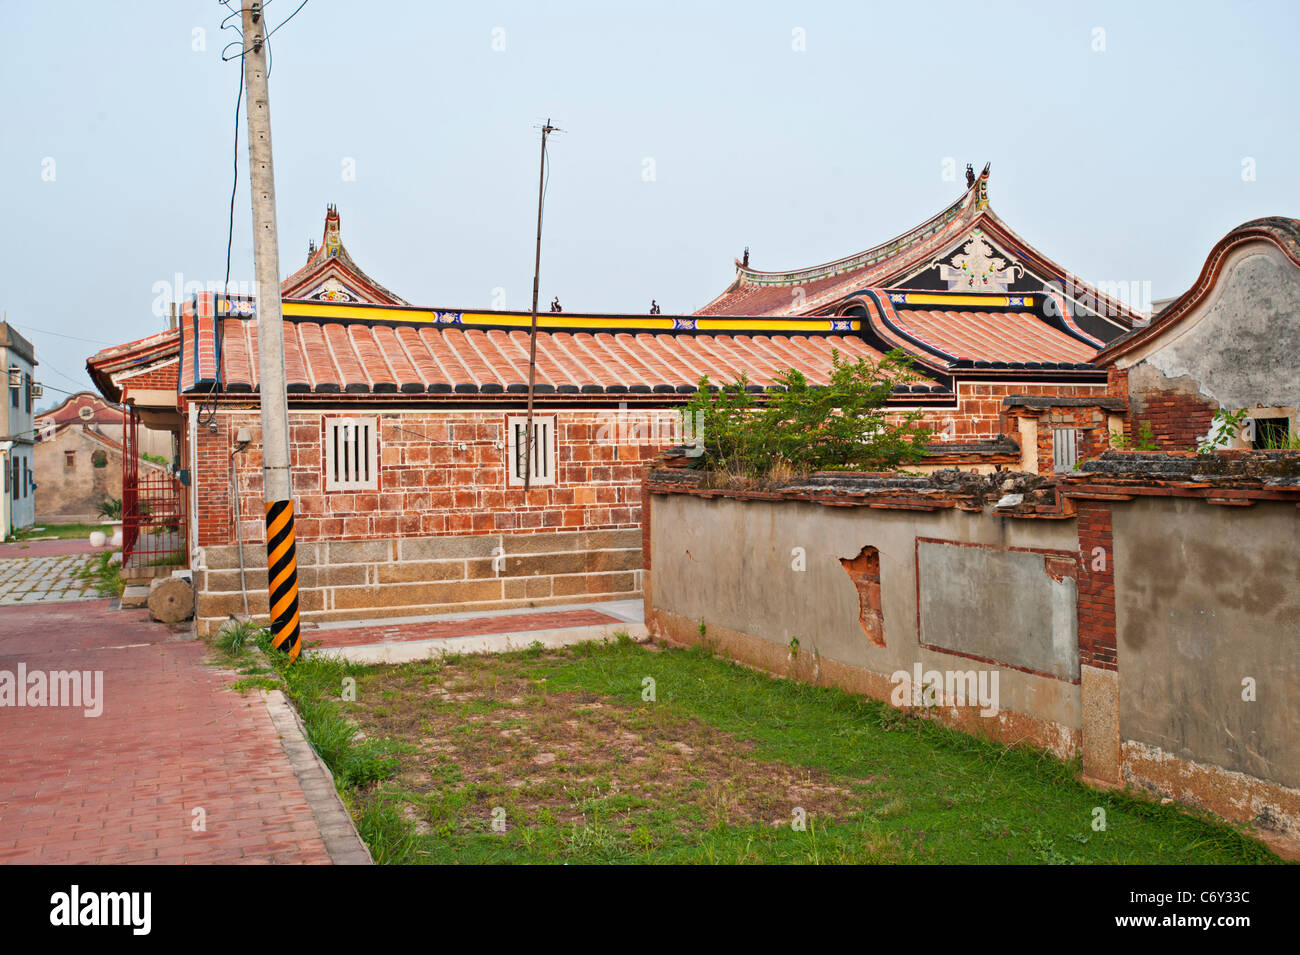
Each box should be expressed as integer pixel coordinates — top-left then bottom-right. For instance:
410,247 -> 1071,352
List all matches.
0,324 -> 38,534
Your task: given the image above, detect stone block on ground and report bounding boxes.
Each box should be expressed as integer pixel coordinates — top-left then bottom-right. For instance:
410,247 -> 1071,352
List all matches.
148,576 -> 194,623
121,584 -> 151,609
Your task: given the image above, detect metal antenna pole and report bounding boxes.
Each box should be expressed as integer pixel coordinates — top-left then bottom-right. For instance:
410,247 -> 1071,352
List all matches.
523,119 -> 557,493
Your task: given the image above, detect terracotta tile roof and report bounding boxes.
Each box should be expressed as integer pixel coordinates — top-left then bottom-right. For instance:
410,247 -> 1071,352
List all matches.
889,308 -> 1097,364
85,328 -> 181,401
211,317 -> 903,395
853,291 -> 1101,370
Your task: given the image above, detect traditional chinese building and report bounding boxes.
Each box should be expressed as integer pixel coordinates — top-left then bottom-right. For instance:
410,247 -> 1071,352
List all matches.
1096,217 -> 1300,451
88,171 -> 1155,634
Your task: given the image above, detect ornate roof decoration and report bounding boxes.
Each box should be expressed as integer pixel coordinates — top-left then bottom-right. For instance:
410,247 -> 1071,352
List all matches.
696,164 -> 1144,342
279,205 -> 408,306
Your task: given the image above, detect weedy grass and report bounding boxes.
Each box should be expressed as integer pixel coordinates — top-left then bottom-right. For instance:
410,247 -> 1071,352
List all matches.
326,637 -> 1283,866
77,550 -> 124,598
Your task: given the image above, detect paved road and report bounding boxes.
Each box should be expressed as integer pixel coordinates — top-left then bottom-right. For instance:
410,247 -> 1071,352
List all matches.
0,552 -> 101,605
0,539 -> 104,560
0,597 -> 338,864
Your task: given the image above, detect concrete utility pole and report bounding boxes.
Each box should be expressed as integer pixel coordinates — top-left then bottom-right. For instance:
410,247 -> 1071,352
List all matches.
239,1 -> 300,662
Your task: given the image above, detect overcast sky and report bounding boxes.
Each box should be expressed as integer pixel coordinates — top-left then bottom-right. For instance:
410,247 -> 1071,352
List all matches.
2,0 -> 1296,410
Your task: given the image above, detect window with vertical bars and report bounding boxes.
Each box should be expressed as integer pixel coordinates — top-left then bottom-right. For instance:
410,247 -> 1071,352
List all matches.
324,417 -> 379,491
1052,428 -> 1079,473
507,415 -> 556,486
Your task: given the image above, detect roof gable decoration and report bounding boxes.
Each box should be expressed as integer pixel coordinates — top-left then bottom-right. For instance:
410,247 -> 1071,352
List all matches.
279,205 -> 409,307
931,230 -> 1024,293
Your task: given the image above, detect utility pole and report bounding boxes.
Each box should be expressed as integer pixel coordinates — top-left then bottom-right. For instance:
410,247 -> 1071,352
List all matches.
239,1 -> 300,662
523,119 -> 558,493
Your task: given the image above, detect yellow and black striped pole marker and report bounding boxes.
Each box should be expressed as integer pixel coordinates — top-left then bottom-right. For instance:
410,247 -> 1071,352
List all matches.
265,499 -> 301,663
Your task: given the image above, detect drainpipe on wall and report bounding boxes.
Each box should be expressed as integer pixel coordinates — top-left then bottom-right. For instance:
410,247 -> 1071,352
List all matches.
0,441 -> 11,542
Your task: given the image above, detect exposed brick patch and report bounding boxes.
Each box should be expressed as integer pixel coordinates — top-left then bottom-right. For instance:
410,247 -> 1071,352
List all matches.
839,545 -> 885,647
1075,500 -> 1116,671
1116,364 -> 1219,452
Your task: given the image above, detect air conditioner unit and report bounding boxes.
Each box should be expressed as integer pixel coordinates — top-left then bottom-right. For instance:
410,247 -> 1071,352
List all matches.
7,367 -> 20,389
30,382 -> 42,399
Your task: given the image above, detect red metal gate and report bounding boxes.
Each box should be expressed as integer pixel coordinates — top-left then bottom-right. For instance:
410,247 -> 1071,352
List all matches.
121,408 -> 187,571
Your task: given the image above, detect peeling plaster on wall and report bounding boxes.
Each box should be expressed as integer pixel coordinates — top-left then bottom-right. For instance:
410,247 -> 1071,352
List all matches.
1140,247 -> 1300,411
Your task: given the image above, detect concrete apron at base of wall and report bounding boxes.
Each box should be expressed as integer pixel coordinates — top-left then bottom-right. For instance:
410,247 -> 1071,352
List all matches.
304,619 -> 649,665
1121,740 -> 1300,857
646,606 -> 1080,758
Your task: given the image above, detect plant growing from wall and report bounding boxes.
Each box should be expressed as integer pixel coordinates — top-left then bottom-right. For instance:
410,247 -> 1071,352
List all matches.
685,349 -> 934,480
1112,422 -> 1159,451
97,497 -> 122,520
1198,409 -> 1251,454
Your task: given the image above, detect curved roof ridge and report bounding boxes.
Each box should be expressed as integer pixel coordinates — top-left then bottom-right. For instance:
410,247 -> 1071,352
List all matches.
1095,216 -> 1300,365
728,178 -> 980,288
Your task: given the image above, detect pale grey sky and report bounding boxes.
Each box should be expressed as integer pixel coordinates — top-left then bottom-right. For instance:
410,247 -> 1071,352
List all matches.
2,0 -> 1296,409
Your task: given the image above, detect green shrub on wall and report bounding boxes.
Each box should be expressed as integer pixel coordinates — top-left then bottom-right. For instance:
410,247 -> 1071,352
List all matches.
685,348 -> 934,480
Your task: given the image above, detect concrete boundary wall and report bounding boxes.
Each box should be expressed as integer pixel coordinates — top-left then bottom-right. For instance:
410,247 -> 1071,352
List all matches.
194,528 -> 642,635
644,463 -> 1300,845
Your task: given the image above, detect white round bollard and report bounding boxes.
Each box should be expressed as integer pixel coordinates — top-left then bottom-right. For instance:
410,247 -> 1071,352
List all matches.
89,531 -> 107,548
110,530 -> 123,547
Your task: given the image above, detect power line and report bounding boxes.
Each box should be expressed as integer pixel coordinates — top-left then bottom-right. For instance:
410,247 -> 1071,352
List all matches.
40,363 -> 92,393
11,324 -> 115,347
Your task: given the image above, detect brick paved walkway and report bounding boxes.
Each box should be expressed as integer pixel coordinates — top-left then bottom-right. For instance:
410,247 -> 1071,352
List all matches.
0,600 -> 337,863
0,553 -> 100,604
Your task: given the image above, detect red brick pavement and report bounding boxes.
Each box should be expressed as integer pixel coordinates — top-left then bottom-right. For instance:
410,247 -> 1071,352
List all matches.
0,600 -> 333,864
0,539 -> 103,560
310,608 -> 622,650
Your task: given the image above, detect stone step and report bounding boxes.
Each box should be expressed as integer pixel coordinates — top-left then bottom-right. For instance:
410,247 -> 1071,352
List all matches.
120,585 -> 151,609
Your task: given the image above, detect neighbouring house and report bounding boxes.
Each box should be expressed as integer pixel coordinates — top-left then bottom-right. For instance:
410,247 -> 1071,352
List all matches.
1096,217 -> 1300,451
33,392 -> 173,523
0,323 -> 39,537
86,172 -> 1155,634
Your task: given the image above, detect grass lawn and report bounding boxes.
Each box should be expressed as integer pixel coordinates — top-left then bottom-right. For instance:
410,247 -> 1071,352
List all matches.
15,522 -> 106,541
291,636 -> 1283,865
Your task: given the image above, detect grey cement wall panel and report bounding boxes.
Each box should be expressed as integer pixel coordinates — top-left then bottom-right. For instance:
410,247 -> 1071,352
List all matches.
1142,246 -> 1300,410
1114,497 -> 1300,789
917,541 -> 1079,680
649,494 -> 1082,730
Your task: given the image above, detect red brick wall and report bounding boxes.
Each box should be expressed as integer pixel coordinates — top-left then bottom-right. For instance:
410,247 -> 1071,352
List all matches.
198,408 -> 680,547
1075,500 -> 1117,671
194,418 -> 233,548
904,382 -> 1107,442
1111,364 -> 1217,452
119,361 -> 179,393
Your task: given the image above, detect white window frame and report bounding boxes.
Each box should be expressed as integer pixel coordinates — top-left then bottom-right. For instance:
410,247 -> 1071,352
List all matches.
324,416 -> 379,491
1052,427 -> 1079,473
506,414 -> 556,487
